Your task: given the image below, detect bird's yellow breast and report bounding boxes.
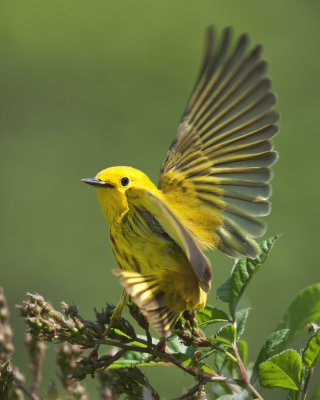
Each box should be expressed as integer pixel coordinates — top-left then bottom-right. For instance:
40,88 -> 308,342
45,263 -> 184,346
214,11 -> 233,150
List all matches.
108,204 -> 207,311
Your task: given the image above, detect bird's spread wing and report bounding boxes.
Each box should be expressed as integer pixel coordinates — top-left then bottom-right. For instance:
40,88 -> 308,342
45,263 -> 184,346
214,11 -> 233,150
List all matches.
159,27 -> 279,258
126,186 -> 212,292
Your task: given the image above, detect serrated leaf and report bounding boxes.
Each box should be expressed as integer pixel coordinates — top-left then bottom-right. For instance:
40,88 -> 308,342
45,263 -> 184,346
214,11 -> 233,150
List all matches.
237,340 -> 248,367
213,351 -> 227,372
217,277 -> 232,303
210,324 -> 236,345
259,349 -> 302,390
303,330 -> 320,368
276,283 -> 320,345
251,329 -> 290,384
217,236 -> 278,316
229,236 -> 278,318
166,335 -> 188,354
235,308 -> 250,339
196,305 -> 230,327
211,343 -> 230,372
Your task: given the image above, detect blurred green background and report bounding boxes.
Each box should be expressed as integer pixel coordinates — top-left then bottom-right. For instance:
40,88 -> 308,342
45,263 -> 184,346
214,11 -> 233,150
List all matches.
1,0 -> 319,398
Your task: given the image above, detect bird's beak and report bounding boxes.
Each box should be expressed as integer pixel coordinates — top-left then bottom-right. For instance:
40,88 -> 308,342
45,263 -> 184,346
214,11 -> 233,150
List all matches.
81,178 -> 115,188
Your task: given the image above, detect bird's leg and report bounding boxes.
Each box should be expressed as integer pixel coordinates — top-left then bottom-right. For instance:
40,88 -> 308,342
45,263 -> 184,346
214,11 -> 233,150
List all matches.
90,290 -> 128,364
155,337 -> 167,353
102,290 -> 128,337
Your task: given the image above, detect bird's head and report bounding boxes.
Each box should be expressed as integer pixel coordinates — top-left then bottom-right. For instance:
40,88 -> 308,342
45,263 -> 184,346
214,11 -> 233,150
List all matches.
82,166 -> 156,223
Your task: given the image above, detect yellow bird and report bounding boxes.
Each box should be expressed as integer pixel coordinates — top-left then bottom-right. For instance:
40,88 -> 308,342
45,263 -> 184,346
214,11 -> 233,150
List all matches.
82,27 -> 278,339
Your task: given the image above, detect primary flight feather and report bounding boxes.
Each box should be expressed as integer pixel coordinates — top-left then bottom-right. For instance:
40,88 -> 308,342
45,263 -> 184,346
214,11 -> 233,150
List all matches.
82,26 -> 278,338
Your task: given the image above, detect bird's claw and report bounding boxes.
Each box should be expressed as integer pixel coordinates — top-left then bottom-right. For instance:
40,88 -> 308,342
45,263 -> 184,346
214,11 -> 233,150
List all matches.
89,347 -> 99,367
155,339 -> 167,354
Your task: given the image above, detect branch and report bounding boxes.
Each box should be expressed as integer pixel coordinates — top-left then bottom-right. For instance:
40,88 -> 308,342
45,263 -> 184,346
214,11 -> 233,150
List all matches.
171,381 -> 204,400
232,343 -> 263,400
12,374 -> 40,400
96,337 -> 242,386
301,345 -> 319,400
25,333 -> 45,395
301,365 -> 314,400
209,343 -> 237,363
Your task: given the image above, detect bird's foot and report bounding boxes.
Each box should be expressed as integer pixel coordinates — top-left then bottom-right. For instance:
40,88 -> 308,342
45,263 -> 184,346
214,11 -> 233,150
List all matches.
88,345 -> 100,378
89,318 -> 116,369
155,338 -> 167,354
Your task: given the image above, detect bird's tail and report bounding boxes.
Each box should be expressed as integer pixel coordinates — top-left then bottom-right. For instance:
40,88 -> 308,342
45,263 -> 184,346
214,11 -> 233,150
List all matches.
113,269 -> 181,338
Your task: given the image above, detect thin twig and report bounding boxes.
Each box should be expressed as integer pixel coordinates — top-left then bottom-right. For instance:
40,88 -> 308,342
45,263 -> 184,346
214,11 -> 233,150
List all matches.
97,337 -> 242,385
301,365 -> 315,400
30,369 -> 42,395
171,381 -> 203,400
209,343 -> 237,363
102,347 -> 127,370
13,374 -> 40,400
301,345 -> 320,400
145,326 -> 153,349
232,343 -> 263,400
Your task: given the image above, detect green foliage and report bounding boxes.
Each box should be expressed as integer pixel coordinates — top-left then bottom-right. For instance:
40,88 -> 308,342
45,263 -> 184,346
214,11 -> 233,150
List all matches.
251,328 -> 290,384
303,330 -> 320,368
276,283 -> 320,345
217,236 -> 279,318
211,324 -> 236,346
259,349 -> 302,390
1,237 -> 320,399
195,306 -> 230,327
0,360 -> 13,398
235,308 -> 250,340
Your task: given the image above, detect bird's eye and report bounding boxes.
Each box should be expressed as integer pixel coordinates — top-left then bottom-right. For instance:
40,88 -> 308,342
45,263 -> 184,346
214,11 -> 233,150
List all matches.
120,177 -> 130,186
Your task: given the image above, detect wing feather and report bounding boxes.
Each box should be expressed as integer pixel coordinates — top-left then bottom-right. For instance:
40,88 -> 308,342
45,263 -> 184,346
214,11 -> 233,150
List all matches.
126,187 -> 212,292
159,26 -> 278,258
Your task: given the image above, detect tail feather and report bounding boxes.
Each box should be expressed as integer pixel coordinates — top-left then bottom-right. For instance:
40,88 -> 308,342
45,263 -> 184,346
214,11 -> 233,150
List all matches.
113,269 -> 181,338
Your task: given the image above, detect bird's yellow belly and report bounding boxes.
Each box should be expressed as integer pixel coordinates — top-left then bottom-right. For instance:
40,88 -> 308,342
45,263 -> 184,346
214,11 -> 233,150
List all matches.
109,211 -> 207,311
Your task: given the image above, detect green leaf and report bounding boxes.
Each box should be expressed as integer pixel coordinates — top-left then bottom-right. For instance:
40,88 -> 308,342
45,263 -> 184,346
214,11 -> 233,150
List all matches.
251,329 -> 290,384
217,277 -> 232,303
173,353 -> 192,366
210,324 -> 236,345
211,343 -> 230,372
166,335 -> 188,354
110,350 -> 150,368
174,353 -> 215,373
276,283 -> 320,344
217,236 -> 279,317
196,305 -> 230,327
230,236 -> 278,317
259,349 -> 302,390
237,340 -> 248,367
303,330 -> 320,368
0,360 -> 13,395
253,283 -> 320,383
235,308 -> 250,339
199,347 -> 216,361
216,395 -> 235,400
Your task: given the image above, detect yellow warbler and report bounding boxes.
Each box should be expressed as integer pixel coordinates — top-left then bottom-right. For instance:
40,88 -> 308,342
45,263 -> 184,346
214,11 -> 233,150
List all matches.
82,27 -> 278,339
